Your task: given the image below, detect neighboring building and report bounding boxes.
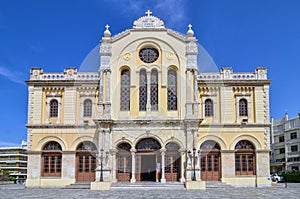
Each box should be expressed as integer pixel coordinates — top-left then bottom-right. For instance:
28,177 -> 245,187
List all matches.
270,113 -> 300,172
0,141 -> 27,183
26,11 -> 271,188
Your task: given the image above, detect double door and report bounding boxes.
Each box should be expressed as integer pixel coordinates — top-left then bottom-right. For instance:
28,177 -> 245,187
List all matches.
200,152 -> 221,181
76,153 -> 96,181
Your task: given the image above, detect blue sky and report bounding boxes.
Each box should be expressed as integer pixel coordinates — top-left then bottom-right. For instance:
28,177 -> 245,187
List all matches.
0,0 -> 299,146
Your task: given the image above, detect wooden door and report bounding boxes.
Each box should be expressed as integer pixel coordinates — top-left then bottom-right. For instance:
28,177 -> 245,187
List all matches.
165,153 -> 180,181
116,153 -> 132,182
200,153 -> 220,181
76,153 -> 96,181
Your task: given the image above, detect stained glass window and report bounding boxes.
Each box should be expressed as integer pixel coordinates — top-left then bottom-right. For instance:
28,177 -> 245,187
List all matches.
239,99 -> 248,116
151,69 -> 158,111
205,99 -> 213,117
76,142 -> 97,151
167,69 -> 177,110
120,69 -> 130,111
83,99 -> 92,117
139,48 -> 159,63
50,99 -> 58,117
136,138 -> 161,151
139,69 -> 147,111
43,141 -> 62,151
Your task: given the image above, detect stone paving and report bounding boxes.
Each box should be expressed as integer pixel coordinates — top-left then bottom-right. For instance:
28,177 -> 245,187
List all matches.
0,183 -> 299,199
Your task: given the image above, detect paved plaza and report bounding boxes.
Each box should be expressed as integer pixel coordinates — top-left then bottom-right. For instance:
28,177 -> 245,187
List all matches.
0,183 -> 299,199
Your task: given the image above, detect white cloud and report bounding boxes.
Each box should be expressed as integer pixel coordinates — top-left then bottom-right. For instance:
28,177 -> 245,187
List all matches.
0,66 -> 26,85
106,0 -> 188,30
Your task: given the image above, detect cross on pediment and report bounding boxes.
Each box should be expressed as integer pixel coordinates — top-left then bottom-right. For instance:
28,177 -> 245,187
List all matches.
145,10 -> 152,16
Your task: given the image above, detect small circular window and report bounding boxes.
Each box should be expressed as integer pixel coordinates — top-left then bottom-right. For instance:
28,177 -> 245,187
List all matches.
139,47 -> 159,63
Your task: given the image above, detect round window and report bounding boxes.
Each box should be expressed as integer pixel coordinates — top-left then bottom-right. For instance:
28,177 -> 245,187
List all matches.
139,47 -> 159,63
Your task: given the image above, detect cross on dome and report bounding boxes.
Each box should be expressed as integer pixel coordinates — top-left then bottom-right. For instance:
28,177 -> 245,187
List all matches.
105,24 -> 110,30
145,10 -> 152,16
188,24 -> 192,30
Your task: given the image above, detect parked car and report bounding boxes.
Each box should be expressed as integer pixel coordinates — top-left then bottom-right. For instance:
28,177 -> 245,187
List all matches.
271,173 -> 285,182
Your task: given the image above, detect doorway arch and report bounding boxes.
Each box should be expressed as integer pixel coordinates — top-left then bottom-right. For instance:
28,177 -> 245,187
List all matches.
135,138 -> 161,182
116,142 -> 132,182
199,140 -> 221,181
165,142 -> 181,182
75,141 -> 97,182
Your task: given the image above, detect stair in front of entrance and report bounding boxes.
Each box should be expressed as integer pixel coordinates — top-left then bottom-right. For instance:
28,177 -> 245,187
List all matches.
64,182 -> 91,189
111,182 -> 185,190
205,181 -> 233,189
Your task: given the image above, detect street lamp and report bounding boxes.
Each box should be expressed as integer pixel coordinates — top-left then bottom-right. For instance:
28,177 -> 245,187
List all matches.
99,149 -> 109,182
188,147 -> 199,181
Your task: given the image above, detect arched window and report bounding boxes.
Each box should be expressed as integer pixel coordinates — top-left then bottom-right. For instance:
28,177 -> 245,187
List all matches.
42,141 -> 62,177
205,99 -> 214,117
120,69 -> 130,111
50,99 -> 58,117
167,69 -> 177,111
139,69 -> 147,111
83,99 -> 92,117
151,69 -> 158,111
235,140 -> 255,176
239,99 -> 248,116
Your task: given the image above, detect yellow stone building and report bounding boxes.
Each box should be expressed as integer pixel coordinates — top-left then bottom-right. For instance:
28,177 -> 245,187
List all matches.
26,11 -> 272,188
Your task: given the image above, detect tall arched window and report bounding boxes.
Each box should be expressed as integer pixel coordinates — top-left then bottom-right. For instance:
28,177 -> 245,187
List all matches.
151,69 -> 158,111
50,99 -> 58,117
235,140 -> 255,176
83,99 -> 92,117
42,141 -> 62,177
239,99 -> 248,116
205,99 -> 214,117
167,69 -> 177,111
139,69 -> 147,111
120,69 -> 130,111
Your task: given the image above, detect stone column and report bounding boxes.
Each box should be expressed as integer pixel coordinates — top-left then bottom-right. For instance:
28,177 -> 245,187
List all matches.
105,70 -> 111,118
98,71 -> 104,117
179,149 -> 186,183
256,150 -> 271,187
110,149 -> 117,182
220,150 -> 235,183
130,148 -> 136,183
160,148 -> 166,183
62,151 -> 76,181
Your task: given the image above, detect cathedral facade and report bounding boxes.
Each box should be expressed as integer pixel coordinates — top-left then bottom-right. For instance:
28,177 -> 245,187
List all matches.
26,11 -> 271,188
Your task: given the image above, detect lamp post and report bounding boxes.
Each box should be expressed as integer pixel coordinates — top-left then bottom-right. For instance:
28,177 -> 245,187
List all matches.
99,149 -> 109,182
188,147 -> 199,181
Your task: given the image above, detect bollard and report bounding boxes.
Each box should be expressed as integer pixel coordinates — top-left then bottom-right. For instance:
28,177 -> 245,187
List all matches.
285,182 -> 287,188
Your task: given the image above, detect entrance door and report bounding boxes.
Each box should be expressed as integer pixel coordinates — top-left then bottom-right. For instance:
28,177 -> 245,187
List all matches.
141,155 -> 156,181
200,153 -> 220,181
76,153 -> 96,181
116,153 -> 132,182
165,153 -> 180,181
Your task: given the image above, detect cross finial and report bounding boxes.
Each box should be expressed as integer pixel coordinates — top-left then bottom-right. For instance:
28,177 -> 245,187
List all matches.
188,24 -> 192,30
105,24 -> 110,30
145,10 -> 152,16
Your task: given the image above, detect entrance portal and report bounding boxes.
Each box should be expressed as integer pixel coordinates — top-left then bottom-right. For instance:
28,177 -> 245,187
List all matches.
135,138 -> 161,182
141,155 -> 156,181
199,141 -> 221,181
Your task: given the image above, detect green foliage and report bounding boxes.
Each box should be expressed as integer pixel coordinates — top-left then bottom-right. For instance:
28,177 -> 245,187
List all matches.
282,172 -> 300,182
9,176 -> 17,183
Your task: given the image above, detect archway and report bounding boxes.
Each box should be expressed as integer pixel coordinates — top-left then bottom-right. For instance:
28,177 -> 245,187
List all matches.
165,142 -> 180,182
75,141 -> 97,182
116,143 -> 132,182
199,140 -> 221,181
135,138 -> 161,182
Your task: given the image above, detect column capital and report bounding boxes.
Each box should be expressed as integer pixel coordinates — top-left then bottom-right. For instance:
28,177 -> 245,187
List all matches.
160,147 -> 166,154
109,148 -> 118,155
130,148 -> 137,153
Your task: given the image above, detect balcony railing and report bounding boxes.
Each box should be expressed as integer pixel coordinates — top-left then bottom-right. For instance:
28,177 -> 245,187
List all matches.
287,151 -> 300,156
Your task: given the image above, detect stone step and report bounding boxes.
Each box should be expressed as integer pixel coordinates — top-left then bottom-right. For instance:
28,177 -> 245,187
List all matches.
64,182 -> 91,189
111,182 -> 185,190
205,181 -> 233,189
